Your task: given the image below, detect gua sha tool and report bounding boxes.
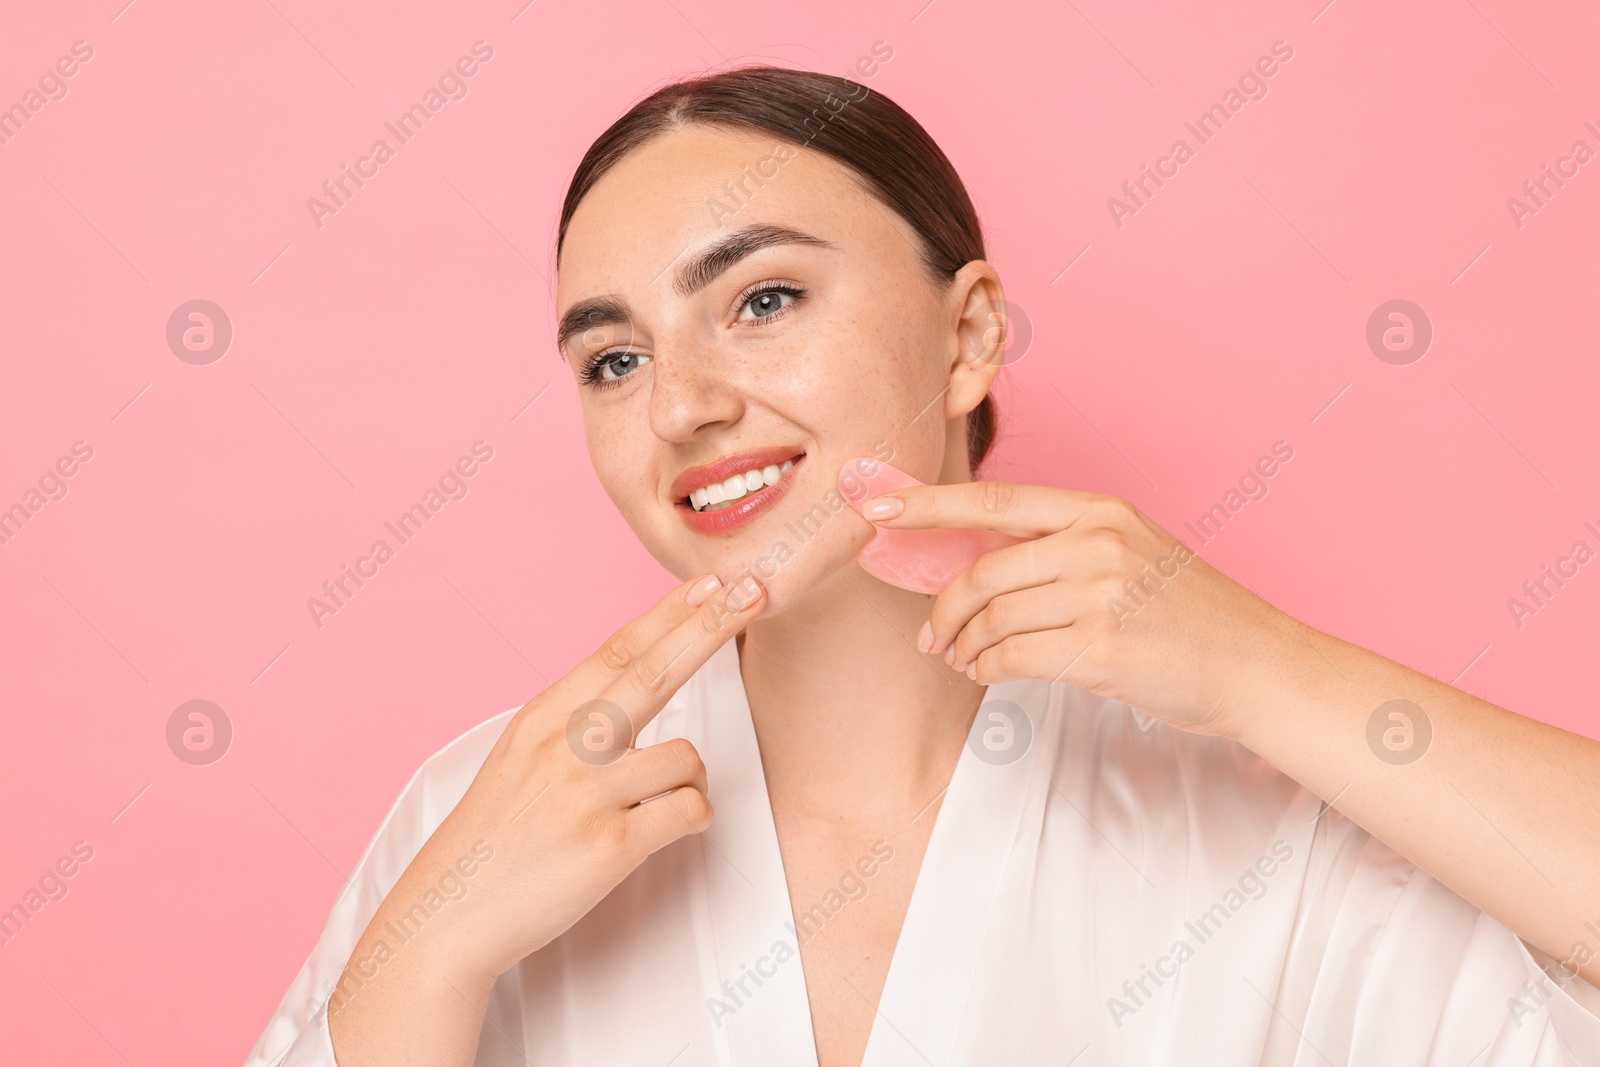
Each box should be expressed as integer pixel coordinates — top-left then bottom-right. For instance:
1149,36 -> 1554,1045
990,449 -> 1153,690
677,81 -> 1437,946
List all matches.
838,457 -> 1025,595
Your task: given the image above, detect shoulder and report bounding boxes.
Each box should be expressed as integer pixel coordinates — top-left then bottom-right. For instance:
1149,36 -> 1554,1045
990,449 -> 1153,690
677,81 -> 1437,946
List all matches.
396,703 -> 520,824
1044,682 -> 1304,799
414,705 -> 519,801
345,703 -> 521,888
241,703 -> 526,1067
1040,684 -> 1438,922
1039,681 -> 1326,849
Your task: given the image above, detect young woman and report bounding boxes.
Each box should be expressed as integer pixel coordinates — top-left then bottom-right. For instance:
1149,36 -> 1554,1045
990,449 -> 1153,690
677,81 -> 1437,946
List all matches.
246,67 -> 1600,1067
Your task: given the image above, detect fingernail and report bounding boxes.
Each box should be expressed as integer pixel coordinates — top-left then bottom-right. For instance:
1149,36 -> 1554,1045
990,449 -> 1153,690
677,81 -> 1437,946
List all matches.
727,575 -> 763,612
916,620 -> 934,654
966,663 -> 977,681
684,574 -> 722,607
944,646 -> 956,666
863,496 -> 903,521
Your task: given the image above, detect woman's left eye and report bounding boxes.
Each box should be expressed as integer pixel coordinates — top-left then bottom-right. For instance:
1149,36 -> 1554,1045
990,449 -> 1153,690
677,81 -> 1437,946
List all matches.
735,283 -> 805,322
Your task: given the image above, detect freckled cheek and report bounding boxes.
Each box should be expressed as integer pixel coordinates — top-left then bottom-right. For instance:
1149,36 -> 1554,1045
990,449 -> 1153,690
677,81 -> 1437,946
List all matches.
840,323 -> 960,479
606,482 -> 688,577
774,323 -> 930,427
582,407 -> 657,509
822,355 -> 935,437
863,313 -> 945,406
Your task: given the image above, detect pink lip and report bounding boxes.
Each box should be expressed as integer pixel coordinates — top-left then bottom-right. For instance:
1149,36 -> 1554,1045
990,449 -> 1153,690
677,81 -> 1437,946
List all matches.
675,453 -> 806,536
670,445 -> 806,502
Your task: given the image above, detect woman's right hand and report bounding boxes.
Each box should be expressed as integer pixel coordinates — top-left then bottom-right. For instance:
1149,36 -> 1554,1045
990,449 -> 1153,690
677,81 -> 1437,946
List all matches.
326,572 -> 765,1067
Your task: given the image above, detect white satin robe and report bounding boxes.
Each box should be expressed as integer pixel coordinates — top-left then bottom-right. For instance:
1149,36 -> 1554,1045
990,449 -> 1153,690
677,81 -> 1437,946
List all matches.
246,639 -> 1600,1066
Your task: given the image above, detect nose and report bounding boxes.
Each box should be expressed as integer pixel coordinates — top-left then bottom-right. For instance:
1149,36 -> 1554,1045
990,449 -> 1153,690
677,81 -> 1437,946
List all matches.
647,340 -> 745,444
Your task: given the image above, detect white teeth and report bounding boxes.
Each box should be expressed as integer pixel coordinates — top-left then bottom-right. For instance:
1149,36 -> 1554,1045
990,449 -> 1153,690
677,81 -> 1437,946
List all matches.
686,456 -> 802,512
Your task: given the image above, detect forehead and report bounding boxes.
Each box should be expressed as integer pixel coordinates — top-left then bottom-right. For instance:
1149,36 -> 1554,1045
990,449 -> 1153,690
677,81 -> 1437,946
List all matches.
556,123 -> 906,308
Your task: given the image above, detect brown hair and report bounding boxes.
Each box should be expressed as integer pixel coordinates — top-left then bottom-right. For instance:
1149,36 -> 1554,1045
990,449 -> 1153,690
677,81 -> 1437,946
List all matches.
556,65 -> 1000,472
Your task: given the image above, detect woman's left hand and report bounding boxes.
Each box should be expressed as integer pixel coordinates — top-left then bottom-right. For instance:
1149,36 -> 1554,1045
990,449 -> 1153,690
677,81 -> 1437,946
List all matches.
864,480 -> 1310,741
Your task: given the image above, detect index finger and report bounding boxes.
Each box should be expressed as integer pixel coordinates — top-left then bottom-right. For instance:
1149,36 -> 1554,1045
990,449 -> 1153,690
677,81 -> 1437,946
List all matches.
539,572 -> 724,713
597,575 -> 767,738
864,480 -> 1101,539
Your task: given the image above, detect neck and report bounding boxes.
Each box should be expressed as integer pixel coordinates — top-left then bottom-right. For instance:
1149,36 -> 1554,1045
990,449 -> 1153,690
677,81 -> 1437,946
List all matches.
734,562 -> 986,832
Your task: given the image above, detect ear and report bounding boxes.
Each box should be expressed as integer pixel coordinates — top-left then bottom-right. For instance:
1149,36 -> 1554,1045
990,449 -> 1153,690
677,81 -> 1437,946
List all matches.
941,260 -> 1007,422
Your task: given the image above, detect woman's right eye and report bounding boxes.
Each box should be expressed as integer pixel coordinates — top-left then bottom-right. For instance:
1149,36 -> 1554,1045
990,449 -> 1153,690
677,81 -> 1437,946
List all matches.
583,350 -> 652,386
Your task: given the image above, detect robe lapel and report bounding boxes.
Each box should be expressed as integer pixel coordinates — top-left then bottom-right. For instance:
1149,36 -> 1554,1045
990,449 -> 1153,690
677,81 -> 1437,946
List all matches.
860,678 -> 1060,1067
683,638 -> 823,1066
662,641 -> 1057,1067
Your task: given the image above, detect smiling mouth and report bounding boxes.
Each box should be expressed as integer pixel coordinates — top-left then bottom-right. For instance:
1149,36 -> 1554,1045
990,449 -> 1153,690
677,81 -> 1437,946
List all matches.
686,456 -> 801,513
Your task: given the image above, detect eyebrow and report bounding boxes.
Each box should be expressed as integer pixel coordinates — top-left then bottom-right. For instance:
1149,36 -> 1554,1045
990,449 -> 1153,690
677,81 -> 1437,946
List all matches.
555,224 -> 834,355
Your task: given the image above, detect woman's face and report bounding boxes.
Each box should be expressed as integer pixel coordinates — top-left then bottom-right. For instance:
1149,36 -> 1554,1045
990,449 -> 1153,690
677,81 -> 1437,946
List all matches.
555,123 -> 1000,615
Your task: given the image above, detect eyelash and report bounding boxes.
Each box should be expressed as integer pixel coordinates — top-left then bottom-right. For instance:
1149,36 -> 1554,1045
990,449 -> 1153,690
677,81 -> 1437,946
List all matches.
578,280 -> 808,389
733,278 -> 806,322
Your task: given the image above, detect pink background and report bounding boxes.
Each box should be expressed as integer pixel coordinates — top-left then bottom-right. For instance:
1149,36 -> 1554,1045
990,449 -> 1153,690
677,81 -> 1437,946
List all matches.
2,0 -> 1596,1062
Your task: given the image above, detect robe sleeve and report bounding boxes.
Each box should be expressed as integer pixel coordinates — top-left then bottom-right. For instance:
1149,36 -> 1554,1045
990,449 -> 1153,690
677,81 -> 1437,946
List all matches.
1287,811 -> 1600,1065
240,711 -> 516,1067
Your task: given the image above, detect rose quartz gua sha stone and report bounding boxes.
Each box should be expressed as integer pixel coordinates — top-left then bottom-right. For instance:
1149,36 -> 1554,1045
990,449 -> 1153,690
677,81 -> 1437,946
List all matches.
838,457 -> 1025,595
